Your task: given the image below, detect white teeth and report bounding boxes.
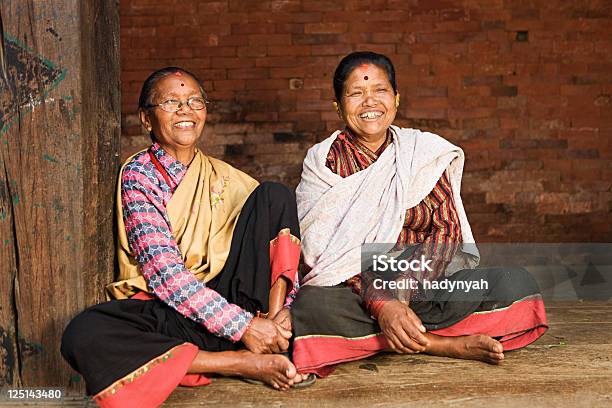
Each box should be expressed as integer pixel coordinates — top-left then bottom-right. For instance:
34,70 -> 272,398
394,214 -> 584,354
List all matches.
175,122 -> 194,128
359,112 -> 383,119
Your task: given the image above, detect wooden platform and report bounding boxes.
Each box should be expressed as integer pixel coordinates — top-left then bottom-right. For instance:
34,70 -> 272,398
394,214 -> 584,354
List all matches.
12,301 -> 611,408
162,301 -> 612,408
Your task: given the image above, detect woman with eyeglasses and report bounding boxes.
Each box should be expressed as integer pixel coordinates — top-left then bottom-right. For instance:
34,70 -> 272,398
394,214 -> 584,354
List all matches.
61,67 -> 310,407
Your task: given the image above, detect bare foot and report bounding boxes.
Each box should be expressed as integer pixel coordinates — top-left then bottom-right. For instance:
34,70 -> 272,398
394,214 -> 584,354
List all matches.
427,334 -> 504,364
235,350 -> 303,390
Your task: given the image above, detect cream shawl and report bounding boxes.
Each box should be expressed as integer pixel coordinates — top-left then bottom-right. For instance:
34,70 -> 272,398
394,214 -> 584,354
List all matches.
296,126 -> 479,287
106,149 -> 259,299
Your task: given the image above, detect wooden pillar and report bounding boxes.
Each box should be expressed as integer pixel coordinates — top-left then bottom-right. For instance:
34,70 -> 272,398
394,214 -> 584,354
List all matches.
0,0 -> 120,390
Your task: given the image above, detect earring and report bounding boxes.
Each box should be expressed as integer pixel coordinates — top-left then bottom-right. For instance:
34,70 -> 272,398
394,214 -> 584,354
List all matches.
395,94 -> 400,108
332,101 -> 342,118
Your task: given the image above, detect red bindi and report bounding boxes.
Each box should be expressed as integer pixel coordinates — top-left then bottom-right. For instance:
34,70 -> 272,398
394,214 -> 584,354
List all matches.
358,64 -> 370,80
181,83 -> 185,86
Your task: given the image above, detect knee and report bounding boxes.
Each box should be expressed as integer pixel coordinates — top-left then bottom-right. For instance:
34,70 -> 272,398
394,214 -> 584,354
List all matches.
60,310 -> 98,361
259,181 -> 295,204
500,267 -> 535,283
488,266 -> 540,299
292,286 -> 336,319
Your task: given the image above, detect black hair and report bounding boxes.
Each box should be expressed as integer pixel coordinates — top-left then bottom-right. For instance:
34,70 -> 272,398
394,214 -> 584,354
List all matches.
138,67 -> 206,141
332,51 -> 397,101
138,66 -> 206,110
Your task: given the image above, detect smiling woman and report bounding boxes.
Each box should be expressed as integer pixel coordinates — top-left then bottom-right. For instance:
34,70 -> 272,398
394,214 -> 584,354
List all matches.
291,52 -> 547,377
60,67 -> 312,407
139,74 -> 207,162
333,61 -> 398,152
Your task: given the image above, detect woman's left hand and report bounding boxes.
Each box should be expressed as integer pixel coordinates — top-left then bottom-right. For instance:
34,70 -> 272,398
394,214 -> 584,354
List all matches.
271,307 -> 292,332
377,300 -> 429,354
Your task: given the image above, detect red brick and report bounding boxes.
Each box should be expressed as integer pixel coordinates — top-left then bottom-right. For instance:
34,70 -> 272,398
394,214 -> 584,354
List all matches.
210,57 -> 251,69
404,108 -> 447,120
196,1 -> 228,14
232,24 -> 276,35
244,112 -> 278,122
355,44 -> 396,54
407,97 -> 449,109
217,34 -> 250,47
119,0 -> 611,243
227,68 -> 269,79
212,79 -> 246,91
255,57 -> 302,68
248,34 -> 292,46
311,43 -> 352,56
301,1 -> 343,11
304,22 -> 348,34
217,12 -> 248,24
237,46 -> 267,57
292,33 -> 339,45
275,23 -> 305,34
268,45 -> 311,56
193,46 -> 237,57
245,79 -> 288,90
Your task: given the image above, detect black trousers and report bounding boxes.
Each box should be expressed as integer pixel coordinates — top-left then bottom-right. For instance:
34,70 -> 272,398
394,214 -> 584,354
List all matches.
292,267 -> 543,340
61,182 -> 299,395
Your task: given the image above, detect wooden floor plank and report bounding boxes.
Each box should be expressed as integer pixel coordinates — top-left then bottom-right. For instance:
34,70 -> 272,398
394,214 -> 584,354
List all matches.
33,301 -> 609,407
162,302 -> 612,407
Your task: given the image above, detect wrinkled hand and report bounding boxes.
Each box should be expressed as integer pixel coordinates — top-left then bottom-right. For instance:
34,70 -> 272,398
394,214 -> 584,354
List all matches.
378,300 -> 429,354
271,307 -> 292,332
241,317 -> 291,354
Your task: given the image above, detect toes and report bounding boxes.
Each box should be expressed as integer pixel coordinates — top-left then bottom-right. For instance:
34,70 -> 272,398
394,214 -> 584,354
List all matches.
485,352 -> 504,364
275,371 -> 292,385
476,335 -> 503,353
271,376 -> 291,391
275,377 -> 292,390
488,352 -> 504,360
284,361 -> 297,379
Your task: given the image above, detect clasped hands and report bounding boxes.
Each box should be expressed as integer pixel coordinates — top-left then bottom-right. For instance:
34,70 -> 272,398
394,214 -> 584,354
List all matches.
240,301 -> 430,355
241,308 -> 292,354
378,299 -> 430,354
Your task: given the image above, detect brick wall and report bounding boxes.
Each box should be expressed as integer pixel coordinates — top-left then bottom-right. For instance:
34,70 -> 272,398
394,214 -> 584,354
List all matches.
119,0 -> 611,242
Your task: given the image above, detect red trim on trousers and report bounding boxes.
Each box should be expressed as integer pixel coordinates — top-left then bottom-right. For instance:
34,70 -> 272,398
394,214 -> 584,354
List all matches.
94,343 -> 201,408
127,293 -> 212,388
293,297 -> 548,375
269,233 -> 300,285
429,297 -> 548,351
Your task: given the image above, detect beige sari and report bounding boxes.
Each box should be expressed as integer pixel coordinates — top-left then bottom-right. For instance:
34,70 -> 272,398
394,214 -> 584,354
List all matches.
105,149 -> 259,300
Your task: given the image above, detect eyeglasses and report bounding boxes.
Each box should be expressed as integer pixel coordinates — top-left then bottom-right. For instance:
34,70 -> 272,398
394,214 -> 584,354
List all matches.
146,96 -> 209,113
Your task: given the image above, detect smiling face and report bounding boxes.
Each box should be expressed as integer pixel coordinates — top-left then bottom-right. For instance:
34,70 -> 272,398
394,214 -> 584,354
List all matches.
338,64 -> 397,144
139,74 -> 206,153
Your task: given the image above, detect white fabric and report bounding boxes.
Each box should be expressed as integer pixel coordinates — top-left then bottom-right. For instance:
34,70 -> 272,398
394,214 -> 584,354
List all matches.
296,125 -> 479,287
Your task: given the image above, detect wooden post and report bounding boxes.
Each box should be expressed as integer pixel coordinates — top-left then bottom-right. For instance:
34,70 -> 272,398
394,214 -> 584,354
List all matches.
0,0 -> 120,391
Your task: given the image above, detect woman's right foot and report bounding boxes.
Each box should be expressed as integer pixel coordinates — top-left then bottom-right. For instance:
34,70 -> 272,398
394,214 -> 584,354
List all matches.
428,334 -> 505,364
235,350 -> 303,390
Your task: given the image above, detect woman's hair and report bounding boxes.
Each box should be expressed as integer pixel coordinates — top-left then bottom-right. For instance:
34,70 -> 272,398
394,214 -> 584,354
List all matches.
138,66 -> 206,110
332,51 -> 397,101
